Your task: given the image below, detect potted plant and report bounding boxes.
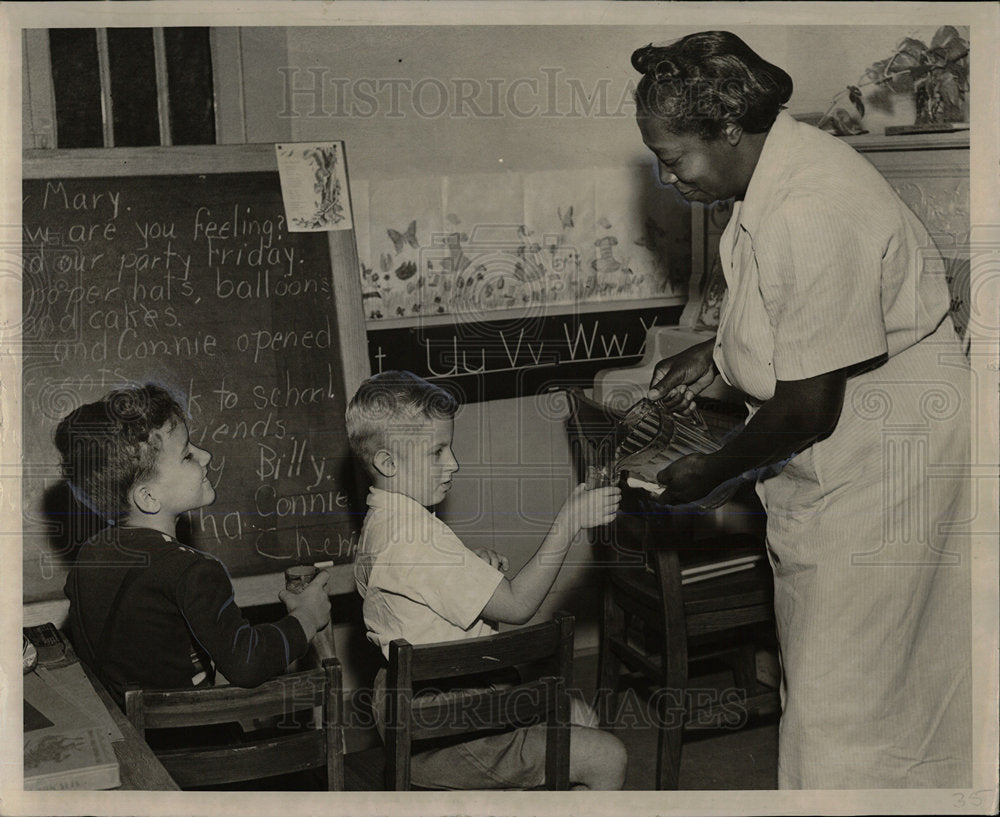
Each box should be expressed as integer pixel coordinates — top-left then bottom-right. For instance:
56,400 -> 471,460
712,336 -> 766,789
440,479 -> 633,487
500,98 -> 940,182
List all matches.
817,26 -> 970,135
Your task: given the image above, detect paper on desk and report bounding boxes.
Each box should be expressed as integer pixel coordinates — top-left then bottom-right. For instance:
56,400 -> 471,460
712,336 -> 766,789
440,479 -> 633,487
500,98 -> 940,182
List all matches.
37,664 -> 123,743
24,671 -> 97,733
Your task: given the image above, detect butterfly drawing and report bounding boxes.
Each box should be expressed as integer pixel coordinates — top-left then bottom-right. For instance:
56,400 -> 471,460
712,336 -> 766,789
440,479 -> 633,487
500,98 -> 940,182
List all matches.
395,260 -> 418,281
558,206 -> 574,230
387,220 -> 419,254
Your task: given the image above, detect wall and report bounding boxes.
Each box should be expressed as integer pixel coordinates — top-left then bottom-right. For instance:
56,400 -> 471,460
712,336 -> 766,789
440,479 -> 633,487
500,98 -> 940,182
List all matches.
280,25 -> 792,178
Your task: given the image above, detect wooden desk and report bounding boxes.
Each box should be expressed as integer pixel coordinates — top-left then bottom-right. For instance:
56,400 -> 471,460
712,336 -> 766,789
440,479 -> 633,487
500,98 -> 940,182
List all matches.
76,663 -> 180,791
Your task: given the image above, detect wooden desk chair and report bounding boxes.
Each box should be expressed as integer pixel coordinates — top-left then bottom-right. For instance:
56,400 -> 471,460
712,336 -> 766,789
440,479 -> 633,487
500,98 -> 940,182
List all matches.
125,658 -> 345,790
562,387 -> 779,790
384,612 -> 574,790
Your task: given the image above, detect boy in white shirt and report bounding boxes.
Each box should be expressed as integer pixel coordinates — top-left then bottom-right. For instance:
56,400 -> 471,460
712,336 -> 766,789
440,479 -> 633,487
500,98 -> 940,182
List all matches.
347,370 -> 626,790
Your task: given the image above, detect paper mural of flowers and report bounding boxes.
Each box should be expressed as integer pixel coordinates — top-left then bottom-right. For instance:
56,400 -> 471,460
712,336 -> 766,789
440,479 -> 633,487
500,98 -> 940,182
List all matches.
293,146 -> 347,230
359,167 -> 690,323
819,26 -> 970,135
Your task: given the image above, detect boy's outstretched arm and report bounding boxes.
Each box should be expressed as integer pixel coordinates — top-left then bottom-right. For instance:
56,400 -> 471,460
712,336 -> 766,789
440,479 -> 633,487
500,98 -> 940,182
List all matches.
481,483 -> 619,625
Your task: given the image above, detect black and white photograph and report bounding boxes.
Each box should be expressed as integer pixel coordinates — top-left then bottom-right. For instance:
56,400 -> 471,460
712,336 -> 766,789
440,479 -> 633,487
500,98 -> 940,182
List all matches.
2,2 -> 998,816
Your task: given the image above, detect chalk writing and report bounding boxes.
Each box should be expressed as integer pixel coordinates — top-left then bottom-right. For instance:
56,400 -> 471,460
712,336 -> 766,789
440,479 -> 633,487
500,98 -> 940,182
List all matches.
22,170 -> 357,602
368,305 -> 685,403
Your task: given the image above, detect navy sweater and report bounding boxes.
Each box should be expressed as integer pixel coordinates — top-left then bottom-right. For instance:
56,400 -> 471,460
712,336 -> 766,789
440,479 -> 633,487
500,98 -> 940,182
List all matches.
64,526 -> 307,708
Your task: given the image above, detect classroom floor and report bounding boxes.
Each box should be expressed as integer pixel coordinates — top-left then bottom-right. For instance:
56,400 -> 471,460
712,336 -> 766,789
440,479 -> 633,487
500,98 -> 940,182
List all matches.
572,651 -> 779,790
336,650 -> 779,792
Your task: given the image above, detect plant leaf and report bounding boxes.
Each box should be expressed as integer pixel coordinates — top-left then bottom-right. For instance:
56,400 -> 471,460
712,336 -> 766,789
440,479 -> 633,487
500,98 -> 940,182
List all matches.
931,25 -> 961,50
940,37 -> 970,64
848,86 -> 865,118
886,69 -> 915,95
939,73 -> 962,109
897,37 -> 929,60
866,58 -> 888,80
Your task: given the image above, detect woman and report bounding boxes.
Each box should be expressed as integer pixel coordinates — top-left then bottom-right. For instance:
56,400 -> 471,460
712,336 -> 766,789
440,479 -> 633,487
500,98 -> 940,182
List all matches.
633,31 -> 972,789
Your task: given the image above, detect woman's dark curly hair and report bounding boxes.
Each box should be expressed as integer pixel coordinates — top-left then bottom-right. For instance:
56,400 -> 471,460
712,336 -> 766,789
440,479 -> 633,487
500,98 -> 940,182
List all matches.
633,31 -> 792,141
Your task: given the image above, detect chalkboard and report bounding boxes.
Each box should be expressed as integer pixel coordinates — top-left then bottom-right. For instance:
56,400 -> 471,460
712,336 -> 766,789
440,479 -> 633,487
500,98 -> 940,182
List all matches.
21,146 -> 369,603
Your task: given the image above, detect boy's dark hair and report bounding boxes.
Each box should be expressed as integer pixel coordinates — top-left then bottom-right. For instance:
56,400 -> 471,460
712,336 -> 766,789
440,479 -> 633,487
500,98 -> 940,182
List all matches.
54,383 -> 186,519
345,370 -> 458,469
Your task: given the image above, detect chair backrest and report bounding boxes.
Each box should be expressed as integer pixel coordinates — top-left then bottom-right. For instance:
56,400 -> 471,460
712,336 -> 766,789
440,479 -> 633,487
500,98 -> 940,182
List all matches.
384,612 -> 574,790
124,658 -> 345,790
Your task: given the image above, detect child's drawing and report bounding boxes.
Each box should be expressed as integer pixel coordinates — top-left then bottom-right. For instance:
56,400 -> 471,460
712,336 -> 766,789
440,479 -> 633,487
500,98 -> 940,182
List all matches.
367,177 -> 443,320
359,167 -> 687,324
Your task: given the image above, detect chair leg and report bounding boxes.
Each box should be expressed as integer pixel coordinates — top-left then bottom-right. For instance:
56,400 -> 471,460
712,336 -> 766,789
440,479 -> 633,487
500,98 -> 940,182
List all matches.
655,643 -> 688,790
596,586 -> 624,728
730,641 -> 759,693
655,691 -> 684,790
653,551 -> 688,791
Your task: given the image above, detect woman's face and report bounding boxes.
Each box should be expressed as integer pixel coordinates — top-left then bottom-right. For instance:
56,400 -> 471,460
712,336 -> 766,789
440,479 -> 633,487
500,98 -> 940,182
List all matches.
637,116 -> 744,204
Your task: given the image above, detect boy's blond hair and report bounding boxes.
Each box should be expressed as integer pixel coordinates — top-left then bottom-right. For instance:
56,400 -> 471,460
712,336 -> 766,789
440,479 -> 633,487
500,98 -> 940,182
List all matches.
346,371 -> 458,473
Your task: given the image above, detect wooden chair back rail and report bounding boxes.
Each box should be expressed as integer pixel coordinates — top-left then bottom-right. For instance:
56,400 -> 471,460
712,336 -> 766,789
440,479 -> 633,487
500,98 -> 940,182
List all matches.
125,658 -> 345,790
612,573 -> 772,617
385,613 -> 574,791
407,676 -> 562,741
404,625 -> 564,680
156,731 -> 326,787
128,678 -> 328,729
687,608 -> 775,637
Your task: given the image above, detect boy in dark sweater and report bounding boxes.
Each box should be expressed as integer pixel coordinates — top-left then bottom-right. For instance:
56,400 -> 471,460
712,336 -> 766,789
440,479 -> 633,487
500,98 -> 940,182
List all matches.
60,383 -> 331,708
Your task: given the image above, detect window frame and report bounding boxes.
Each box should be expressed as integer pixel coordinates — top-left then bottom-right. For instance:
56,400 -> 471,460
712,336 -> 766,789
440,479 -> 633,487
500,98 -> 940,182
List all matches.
22,26 -> 243,149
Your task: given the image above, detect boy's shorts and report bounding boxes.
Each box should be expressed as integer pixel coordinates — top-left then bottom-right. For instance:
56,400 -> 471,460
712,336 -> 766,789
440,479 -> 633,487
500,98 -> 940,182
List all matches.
372,667 -> 555,789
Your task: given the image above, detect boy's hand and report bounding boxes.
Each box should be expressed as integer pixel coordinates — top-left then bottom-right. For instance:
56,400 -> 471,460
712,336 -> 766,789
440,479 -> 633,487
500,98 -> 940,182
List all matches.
279,570 -> 332,637
560,483 -> 620,534
473,547 -> 509,572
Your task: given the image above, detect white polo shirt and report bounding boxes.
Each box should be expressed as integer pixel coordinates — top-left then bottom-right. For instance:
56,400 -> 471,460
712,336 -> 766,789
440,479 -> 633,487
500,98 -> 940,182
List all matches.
354,487 -> 504,660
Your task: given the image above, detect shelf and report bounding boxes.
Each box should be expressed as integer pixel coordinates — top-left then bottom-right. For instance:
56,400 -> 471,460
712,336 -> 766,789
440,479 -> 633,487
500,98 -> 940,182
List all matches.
840,129 -> 969,153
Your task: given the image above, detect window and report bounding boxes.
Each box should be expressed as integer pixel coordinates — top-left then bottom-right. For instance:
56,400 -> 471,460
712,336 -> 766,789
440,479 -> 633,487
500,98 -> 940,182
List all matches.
43,27 -> 216,148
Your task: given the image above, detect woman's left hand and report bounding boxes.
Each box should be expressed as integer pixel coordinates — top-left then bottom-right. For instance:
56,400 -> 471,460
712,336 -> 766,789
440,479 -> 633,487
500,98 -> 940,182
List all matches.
655,452 -> 726,504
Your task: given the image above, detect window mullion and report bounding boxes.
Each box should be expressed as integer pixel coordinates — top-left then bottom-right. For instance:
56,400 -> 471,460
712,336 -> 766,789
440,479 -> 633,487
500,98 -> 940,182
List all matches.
95,28 -> 114,148
152,27 -> 172,146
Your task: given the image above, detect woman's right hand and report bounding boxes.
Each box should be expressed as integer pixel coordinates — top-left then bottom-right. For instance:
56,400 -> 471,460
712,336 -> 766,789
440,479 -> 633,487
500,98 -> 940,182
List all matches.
647,338 -> 718,410
280,570 -> 332,637
560,482 -> 621,534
